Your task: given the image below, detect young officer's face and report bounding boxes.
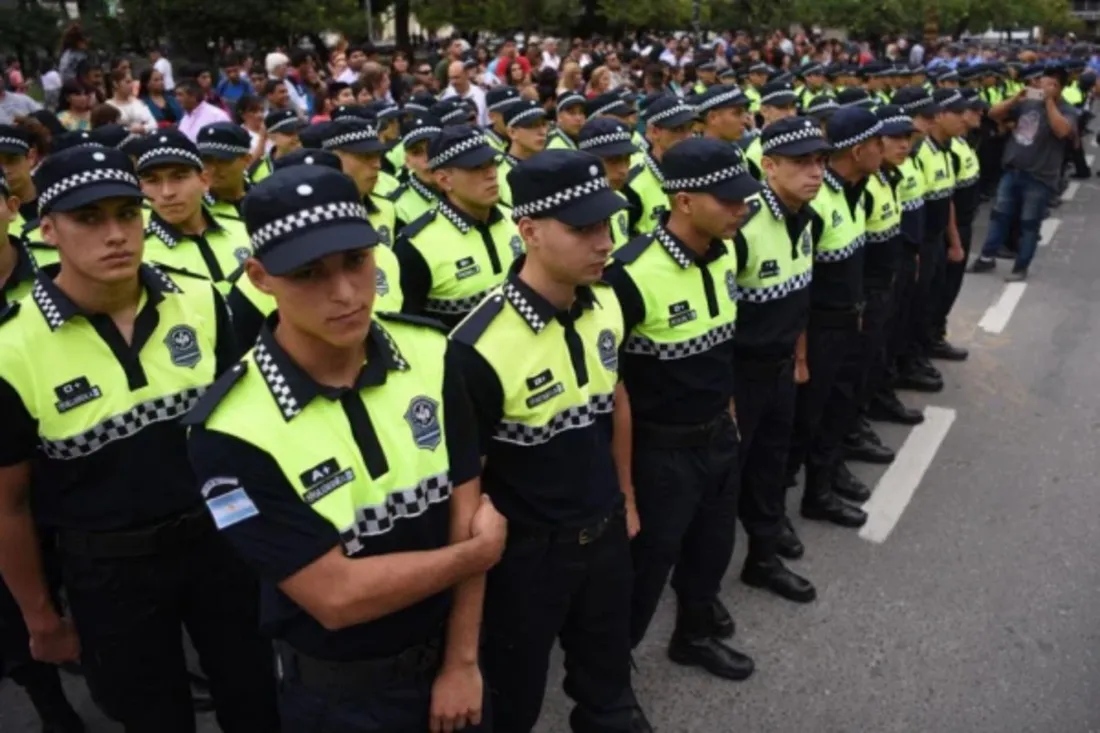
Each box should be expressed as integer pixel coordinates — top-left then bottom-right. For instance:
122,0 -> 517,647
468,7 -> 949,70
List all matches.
335,87 -> 356,106
41,198 -> 145,283
270,131 -> 301,155
437,161 -> 500,209
679,191 -> 749,240
883,135 -> 912,166
404,141 -> 431,179
601,154 -> 632,191
334,150 -> 381,196
139,165 -> 208,225
0,152 -> 33,198
763,153 -> 825,204
202,155 -> 250,195
510,121 -> 548,154
520,216 -> 612,286
557,104 -> 586,137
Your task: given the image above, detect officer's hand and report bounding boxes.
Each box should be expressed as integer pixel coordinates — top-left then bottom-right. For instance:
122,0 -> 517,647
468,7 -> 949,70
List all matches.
794,359 -> 810,385
625,498 -> 641,539
947,243 -> 965,264
470,494 -> 507,568
29,615 -> 80,664
430,662 -> 483,732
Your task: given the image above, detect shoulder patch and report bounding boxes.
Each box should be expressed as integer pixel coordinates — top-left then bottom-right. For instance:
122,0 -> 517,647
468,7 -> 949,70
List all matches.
611,233 -> 656,265
399,209 -> 438,240
181,360 -> 249,427
149,262 -> 212,282
449,290 -> 506,346
0,301 -> 21,327
375,311 -> 449,333
625,164 -> 645,184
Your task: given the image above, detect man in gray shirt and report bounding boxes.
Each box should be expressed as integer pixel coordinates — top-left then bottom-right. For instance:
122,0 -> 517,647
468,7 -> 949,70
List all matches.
971,65 -> 1076,280
0,76 -> 41,126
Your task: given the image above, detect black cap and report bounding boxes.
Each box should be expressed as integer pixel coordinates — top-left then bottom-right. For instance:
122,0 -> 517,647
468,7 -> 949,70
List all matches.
578,118 -> 637,158
761,117 -> 832,157
759,81 -> 798,108
265,109 -> 305,135
50,130 -> 99,154
89,123 -> 141,151
321,118 -> 387,155
197,121 -> 253,160
299,122 -> 332,150
242,166 -> 378,276
508,150 -> 626,227
555,90 -> 586,114
1042,63 -> 1068,86
403,91 -> 438,114
643,95 -> 696,129
430,99 -> 470,126
503,99 -> 547,129
825,107 -> 883,150
272,148 -> 344,173
891,86 -> 939,116
799,62 -> 825,77
959,87 -> 988,111
428,125 -> 497,171
363,100 -> 401,123
331,104 -> 370,121
486,86 -> 521,113
34,146 -> 143,217
400,113 -> 444,148
805,94 -> 840,119
586,91 -> 631,120
133,129 -> 204,173
748,62 -> 771,75
660,137 -> 761,202
874,104 -> 915,136
0,125 -> 30,156
836,88 -> 874,109
931,88 -> 968,113
695,84 -> 749,115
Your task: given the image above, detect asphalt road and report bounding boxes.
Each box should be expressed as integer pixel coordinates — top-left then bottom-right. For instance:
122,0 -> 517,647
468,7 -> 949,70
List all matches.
3,169 -> 1100,733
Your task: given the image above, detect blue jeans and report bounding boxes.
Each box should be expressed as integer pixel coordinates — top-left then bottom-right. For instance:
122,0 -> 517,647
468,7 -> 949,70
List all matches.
979,168 -> 1052,272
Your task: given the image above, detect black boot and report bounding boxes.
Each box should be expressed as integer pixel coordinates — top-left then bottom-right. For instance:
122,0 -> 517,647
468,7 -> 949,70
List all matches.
705,597 -> 735,639
929,337 -> 969,361
867,390 -> 924,425
667,602 -> 754,681
776,517 -> 805,560
915,356 -> 942,381
843,427 -> 895,464
802,466 -> 867,528
741,539 -> 816,603
13,662 -> 85,733
833,463 -> 872,503
895,362 -> 943,393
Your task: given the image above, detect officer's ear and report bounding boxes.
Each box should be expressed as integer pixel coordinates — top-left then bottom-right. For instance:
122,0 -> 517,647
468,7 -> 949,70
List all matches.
244,257 -> 275,296
433,167 -> 452,193
760,154 -> 777,178
197,167 -> 212,188
516,217 -> 539,248
39,214 -> 59,246
1,195 -> 17,218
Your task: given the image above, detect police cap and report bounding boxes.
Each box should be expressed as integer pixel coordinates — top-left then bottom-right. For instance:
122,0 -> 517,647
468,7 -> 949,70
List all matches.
585,91 -> 631,120
430,99 -> 470,126
805,94 -> 840,121
50,130 -> 98,154
133,129 -> 203,174
89,123 -> 141,152
660,137 -> 761,202
503,99 -> 547,129
508,150 -> 625,227
486,86 -> 521,113
874,104 -> 915,136
695,84 -> 749,115
197,121 -> 252,160
404,91 -> 437,114
363,100 -> 401,123
299,122 -> 332,150
556,90 -> 587,114
272,148 -> 344,173
400,113 -> 444,149
759,81 -> 798,108
331,104 -> 370,121
427,125 -> 497,171
321,118 -> 387,155
891,86 -> 939,117
34,146 -> 142,217
242,165 -> 378,276
958,88 -> 988,111
643,94 -> 696,129
824,107 -> 883,150
0,124 -> 31,157
931,88 -> 968,114
266,109 -> 305,136
761,117 -> 832,158
836,88 -> 874,109
578,118 -> 637,158
936,68 -> 961,84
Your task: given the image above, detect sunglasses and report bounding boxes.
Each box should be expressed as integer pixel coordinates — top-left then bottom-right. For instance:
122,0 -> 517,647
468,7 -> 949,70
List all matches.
416,68 -> 432,75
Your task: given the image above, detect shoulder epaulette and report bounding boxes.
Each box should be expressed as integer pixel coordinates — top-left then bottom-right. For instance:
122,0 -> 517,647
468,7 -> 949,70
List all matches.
181,360 -> 249,426
149,262 -> 211,281
385,183 -> 409,202
449,291 -> 506,346
625,164 -> 645,185
611,233 -> 656,265
0,301 -> 21,327
398,209 -> 437,240
375,311 -> 449,333
380,156 -> 397,177
20,219 -> 40,238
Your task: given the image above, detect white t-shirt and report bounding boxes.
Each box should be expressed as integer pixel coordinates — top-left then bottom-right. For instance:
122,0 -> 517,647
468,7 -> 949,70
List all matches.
154,57 -> 175,92
40,70 -> 62,92
107,97 -> 158,133
541,52 -> 561,71
440,84 -> 488,128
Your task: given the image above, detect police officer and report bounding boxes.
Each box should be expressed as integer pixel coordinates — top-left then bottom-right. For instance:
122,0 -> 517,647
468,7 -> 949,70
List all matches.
797,62 -> 830,109
731,118 -> 830,599
320,117 -> 399,248
743,62 -> 770,114
548,91 -> 586,150
484,86 -> 520,151
197,122 -> 253,218
0,145 -> 278,731
606,138 -> 758,681
578,118 -> 639,248
0,125 -> 40,240
497,100 -> 550,207
805,95 -> 840,125
395,126 -> 522,328
136,129 -> 253,289
247,109 -> 304,184
0,170 -> 48,304
836,88 -> 874,111
585,92 -> 646,160
432,99 -> 472,128
451,149 -> 650,733
744,81 -> 799,179
786,108 -> 884,528
387,114 -> 444,231
185,164 -> 506,733
697,84 -> 752,151
624,95 -> 696,233
362,101 -> 403,178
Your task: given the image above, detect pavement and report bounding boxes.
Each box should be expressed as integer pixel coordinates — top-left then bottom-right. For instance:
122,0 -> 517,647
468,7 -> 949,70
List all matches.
4,166 -> 1100,733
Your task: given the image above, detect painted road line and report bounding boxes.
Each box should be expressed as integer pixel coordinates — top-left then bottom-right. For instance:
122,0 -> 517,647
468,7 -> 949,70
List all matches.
860,406 -> 957,544
1039,217 -> 1061,247
1063,182 -> 1080,201
978,282 -> 1028,334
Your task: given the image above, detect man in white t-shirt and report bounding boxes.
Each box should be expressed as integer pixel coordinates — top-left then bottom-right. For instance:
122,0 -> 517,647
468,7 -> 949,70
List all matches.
540,39 -> 561,71
440,60 -> 488,127
149,47 -> 175,92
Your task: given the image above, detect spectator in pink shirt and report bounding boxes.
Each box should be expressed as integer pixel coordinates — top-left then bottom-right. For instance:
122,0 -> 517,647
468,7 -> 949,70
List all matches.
176,77 -> 230,141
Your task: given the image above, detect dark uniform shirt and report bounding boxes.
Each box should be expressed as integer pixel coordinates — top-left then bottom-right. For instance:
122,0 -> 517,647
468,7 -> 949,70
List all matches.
1,237 -> 38,307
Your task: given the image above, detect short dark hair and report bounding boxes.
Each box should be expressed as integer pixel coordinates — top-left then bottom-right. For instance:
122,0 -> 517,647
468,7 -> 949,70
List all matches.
263,79 -> 283,96
90,103 -> 121,128
175,77 -> 202,97
234,93 -> 264,123
290,49 -> 312,68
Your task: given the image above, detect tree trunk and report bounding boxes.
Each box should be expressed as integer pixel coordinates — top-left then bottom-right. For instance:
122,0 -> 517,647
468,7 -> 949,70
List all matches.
395,0 -> 410,48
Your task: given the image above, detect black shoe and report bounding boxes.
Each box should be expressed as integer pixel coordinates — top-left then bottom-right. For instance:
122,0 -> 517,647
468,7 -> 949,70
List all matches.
970,256 -> 997,272
801,493 -> 868,528
706,597 -> 735,639
776,518 -> 805,560
843,433 -> 895,464
929,338 -> 969,361
896,368 -> 943,393
741,556 -> 817,603
833,463 -> 872,502
667,634 -> 755,681
867,391 -> 924,425
915,357 -> 942,381
995,246 -> 1017,260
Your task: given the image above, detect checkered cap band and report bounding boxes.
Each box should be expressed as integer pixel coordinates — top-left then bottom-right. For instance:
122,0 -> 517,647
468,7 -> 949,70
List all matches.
623,321 -> 736,361
0,136 -> 29,152
762,126 -> 826,154
697,88 -> 747,113
136,146 -> 203,171
937,91 -> 964,108
506,107 -> 546,127
662,164 -> 749,192
488,96 -> 518,112
578,130 -> 633,151
41,387 -> 206,460
38,168 -> 140,215
440,108 -> 467,124
556,93 -> 586,112
839,96 -> 874,109
830,119 -> 884,149
749,63 -> 770,73
428,134 -> 488,169
802,64 -> 824,76
899,97 -> 934,113
814,233 -> 865,263
646,103 -> 695,125
493,392 -> 615,446
268,116 -> 301,134
249,201 -> 368,251
735,268 -> 812,304
322,126 -> 379,150
880,115 -> 912,128
197,141 -> 250,156
587,101 -> 626,119
511,177 -> 610,219
339,472 -> 452,552
405,102 -> 429,112
402,125 -> 443,146
761,90 -> 797,106
424,288 -> 493,316
807,99 -> 839,113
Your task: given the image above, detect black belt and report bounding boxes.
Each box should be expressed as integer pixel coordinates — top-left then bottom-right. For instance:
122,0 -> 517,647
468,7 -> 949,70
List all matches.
734,354 -> 793,380
808,306 -> 861,330
510,505 -> 623,547
275,638 -> 441,694
56,506 -> 210,559
634,411 -> 731,449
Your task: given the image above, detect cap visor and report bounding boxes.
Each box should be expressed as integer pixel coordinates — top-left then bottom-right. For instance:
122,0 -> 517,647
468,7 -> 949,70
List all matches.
199,148 -> 248,161
654,110 -> 697,128
0,143 -> 28,156
48,183 -> 144,214
941,102 -> 968,114
586,141 -> 638,158
595,102 -> 632,118
136,154 -> 203,173
880,120 -> 915,135
710,174 -> 763,203
259,221 -> 380,276
554,188 -> 628,228
766,137 -> 832,158
508,115 -> 548,129
443,144 -> 498,170
338,139 -> 388,155
763,94 -> 798,108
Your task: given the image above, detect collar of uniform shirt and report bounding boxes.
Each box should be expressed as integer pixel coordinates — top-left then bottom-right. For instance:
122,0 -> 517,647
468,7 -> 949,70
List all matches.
824,166 -> 869,212
30,263 -> 177,329
653,217 -> 729,269
436,195 -> 504,235
146,207 -> 225,248
408,174 -> 437,202
503,256 -> 598,334
254,314 -> 408,416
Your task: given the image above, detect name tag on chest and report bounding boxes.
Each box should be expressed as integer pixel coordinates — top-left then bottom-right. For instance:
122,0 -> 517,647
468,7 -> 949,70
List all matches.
668,300 -> 697,328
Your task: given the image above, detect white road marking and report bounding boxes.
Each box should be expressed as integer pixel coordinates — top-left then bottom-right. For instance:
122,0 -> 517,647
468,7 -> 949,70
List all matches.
1063,182 -> 1080,201
1087,154 -> 1095,167
860,406 -> 957,544
1039,217 -> 1061,247
978,282 -> 1028,334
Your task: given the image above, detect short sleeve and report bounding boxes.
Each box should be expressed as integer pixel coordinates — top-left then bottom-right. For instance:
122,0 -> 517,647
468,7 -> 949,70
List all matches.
602,262 -> 645,335
226,285 -> 265,350
442,342 -> 482,485
394,238 -> 432,316
445,340 -> 503,456
0,378 -> 37,467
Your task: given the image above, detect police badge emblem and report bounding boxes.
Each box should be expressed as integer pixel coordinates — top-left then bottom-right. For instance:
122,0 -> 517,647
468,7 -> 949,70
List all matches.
831,210 -> 844,229
597,329 -> 618,372
376,225 -> 391,247
405,396 -> 442,450
164,325 -> 201,368
234,247 -> 251,264
376,268 -> 389,296
617,212 -> 628,239
725,270 -> 738,301
800,229 -> 813,256
508,235 -> 524,259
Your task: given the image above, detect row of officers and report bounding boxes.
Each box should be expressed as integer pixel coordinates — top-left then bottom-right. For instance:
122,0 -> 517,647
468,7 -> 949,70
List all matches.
0,79 -> 984,732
